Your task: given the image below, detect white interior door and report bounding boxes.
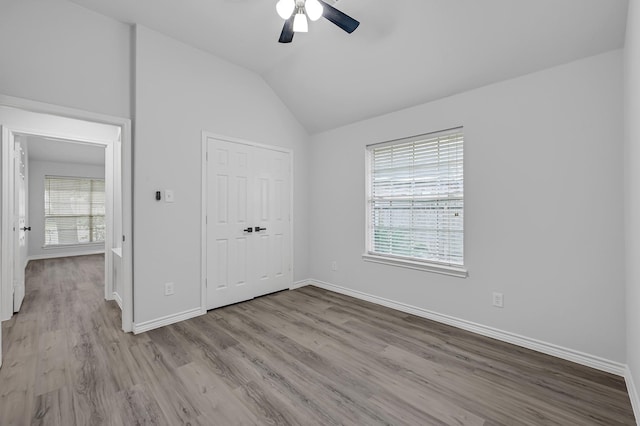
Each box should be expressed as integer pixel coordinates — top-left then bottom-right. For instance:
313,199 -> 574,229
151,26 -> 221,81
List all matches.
13,140 -> 26,312
205,138 -> 291,310
251,146 -> 291,297
207,139 -> 255,309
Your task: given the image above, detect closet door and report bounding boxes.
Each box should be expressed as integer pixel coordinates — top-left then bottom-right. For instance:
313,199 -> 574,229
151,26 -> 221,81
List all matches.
205,138 -> 291,310
252,146 -> 291,297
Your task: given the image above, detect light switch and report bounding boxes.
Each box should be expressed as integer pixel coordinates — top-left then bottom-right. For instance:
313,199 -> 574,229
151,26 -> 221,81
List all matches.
165,190 -> 175,203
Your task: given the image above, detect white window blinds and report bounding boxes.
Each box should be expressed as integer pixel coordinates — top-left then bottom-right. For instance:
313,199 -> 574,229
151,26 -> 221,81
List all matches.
44,176 -> 106,246
367,128 -> 464,266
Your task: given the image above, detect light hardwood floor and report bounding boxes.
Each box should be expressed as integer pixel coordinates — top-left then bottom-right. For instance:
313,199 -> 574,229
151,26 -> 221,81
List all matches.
0,255 -> 636,425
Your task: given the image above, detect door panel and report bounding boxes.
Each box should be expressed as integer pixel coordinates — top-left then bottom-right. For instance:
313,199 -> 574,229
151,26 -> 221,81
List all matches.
206,139 -> 291,310
235,237 -> 248,285
257,234 -> 269,281
259,178 -> 269,221
250,146 -> 291,297
13,140 -> 26,312
237,177 -> 247,221
215,239 -> 228,289
207,140 -> 256,309
217,175 -> 228,224
274,234 -> 284,277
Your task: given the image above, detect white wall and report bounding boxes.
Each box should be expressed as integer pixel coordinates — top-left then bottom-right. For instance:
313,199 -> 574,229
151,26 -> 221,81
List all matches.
310,50 -> 625,363
624,0 -> 640,415
28,160 -> 106,259
0,0 -> 130,118
133,26 -> 310,324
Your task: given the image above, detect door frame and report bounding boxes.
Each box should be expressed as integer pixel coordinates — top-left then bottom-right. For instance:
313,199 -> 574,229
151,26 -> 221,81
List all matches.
200,131 -> 294,313
0,95 -> 133,332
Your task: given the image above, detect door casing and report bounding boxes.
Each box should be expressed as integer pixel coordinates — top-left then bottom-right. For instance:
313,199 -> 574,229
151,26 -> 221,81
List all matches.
0,95 -> 133,334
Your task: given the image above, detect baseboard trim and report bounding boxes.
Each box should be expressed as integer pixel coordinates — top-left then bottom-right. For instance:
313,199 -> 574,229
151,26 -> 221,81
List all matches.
28,249 -> 105,262
132,307 -> 203,334
307,279 -> 626,377
625,366 -> 640,425
112,292 -> 123,310
290,279 -> 311,290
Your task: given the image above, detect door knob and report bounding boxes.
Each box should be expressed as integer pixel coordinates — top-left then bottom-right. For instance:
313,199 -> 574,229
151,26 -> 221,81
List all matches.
254,227 -> 267,232
21,226 -> 31,231
243,227 -> 253,233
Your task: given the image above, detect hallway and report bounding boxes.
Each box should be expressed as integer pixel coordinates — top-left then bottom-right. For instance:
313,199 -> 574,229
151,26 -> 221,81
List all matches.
0,254 -> 124,425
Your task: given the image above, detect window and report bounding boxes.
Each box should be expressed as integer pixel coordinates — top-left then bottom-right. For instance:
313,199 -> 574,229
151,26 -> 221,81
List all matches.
364,128 -> 466,277
44,176 -> 105,247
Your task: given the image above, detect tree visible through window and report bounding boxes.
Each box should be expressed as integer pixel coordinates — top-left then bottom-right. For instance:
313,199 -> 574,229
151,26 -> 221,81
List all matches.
44,176 -> 105,246
366,128 -> 464,266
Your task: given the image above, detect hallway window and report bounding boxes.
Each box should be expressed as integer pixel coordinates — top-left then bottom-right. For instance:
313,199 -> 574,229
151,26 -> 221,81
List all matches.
44,176 -> 105,246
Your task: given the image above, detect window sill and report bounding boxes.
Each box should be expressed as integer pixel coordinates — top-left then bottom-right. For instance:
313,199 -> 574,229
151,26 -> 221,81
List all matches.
362,253 -> 468,278
43,242 -> 105,250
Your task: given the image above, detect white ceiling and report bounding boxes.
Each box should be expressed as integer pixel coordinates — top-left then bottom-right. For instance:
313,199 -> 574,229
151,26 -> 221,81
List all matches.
68,0 -> 629,133
27,136 -> 105,166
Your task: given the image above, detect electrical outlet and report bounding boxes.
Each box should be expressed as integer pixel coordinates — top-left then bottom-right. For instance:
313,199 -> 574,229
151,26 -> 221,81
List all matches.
165,282 -> 175,296
492,292 -> 504,308
331,261 -> 338,271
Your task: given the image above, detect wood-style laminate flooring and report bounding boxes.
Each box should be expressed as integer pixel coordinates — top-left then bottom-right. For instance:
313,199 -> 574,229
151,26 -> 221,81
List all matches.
0,255 -> 636,425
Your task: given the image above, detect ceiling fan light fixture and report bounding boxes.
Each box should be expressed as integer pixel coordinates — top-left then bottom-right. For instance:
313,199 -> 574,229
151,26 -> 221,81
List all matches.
276,0 -> 296,19
305,0 -> 323,21
277,0 -> 359,43
293,10 -> 308,32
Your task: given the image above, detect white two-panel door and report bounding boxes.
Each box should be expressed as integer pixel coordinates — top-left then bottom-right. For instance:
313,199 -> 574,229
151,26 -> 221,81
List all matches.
13,140 -> 26,312
205,137 -> 291,310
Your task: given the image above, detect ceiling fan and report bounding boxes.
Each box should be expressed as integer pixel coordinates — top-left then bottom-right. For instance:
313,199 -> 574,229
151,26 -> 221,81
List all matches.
275,0 -> 360,43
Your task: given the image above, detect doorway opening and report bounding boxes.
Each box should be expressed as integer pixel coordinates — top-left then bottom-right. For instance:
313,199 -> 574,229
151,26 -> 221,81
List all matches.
0,96 -> 132,366
26,136 -> 109,297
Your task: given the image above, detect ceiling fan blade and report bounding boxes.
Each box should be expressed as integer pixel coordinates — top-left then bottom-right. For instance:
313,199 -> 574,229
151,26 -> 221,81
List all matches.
318,0 -> 360,34
278,17 -> 295,43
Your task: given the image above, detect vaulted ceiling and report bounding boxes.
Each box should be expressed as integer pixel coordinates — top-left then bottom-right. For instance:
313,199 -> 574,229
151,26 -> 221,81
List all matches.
68,0 -> 629,134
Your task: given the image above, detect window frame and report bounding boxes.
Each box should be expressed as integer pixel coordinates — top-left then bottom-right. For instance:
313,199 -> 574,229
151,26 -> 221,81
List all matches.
363,128 -> 467,278
43,175 -> 106,248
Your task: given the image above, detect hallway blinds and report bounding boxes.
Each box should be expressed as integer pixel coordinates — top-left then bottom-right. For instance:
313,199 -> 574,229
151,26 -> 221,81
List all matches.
367,128 -> 464,266
44,176 -> 105,246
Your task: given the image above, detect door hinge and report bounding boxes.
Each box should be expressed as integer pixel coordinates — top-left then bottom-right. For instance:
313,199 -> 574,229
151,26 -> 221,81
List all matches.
123,235 -> 126,242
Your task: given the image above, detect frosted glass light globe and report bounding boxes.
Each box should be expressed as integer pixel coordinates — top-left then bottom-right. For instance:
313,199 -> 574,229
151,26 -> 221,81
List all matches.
276,0 -> 295,19
293,11 -> 309,32
305,0 -> 323,21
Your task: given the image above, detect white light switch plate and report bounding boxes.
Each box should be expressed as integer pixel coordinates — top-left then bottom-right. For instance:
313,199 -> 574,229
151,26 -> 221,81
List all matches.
165,190 -> 175,203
